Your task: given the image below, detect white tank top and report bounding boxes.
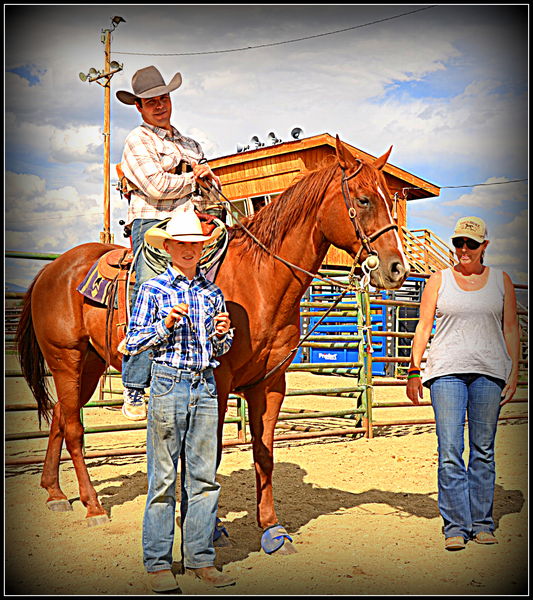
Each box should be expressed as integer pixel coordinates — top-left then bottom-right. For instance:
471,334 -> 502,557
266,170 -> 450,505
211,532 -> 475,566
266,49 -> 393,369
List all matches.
422,267 -> 512,385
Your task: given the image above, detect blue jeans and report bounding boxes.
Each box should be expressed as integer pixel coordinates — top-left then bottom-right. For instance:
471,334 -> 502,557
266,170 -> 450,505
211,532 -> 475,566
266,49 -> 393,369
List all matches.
143,363 -> 220,572
122,218 -> 163,390
428,373 -> 504,540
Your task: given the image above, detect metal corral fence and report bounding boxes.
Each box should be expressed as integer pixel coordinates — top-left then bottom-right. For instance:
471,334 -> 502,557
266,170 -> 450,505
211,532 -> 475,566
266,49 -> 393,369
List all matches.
5,251 -> 529,466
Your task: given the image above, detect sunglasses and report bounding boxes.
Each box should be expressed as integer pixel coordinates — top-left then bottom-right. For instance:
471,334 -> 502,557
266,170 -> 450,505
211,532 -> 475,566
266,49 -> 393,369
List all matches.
452,237 -> 482,250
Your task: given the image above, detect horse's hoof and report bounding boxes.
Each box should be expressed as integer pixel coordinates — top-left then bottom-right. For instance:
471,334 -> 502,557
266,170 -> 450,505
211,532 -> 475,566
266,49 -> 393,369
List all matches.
273,539 -> 298,555
86,514 -> 110,527
46,499 -> 73,512
261,524 -> 295,555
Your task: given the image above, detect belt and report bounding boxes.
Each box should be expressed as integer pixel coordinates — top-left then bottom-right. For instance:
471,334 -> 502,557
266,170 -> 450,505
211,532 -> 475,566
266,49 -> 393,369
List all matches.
152,362 -> 213,379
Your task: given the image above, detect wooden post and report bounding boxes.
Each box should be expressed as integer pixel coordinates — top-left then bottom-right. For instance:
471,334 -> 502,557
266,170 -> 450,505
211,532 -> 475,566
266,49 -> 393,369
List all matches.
100,30 -> 113,245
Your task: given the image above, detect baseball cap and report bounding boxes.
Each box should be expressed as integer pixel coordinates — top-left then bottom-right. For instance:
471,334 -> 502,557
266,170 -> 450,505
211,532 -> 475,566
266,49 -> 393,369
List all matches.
451,216 -> 488,243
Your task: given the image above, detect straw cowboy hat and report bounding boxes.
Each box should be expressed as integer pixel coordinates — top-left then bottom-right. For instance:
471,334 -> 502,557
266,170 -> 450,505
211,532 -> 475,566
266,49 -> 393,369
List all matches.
116,65 -> 182,105
144,201 -> 219,249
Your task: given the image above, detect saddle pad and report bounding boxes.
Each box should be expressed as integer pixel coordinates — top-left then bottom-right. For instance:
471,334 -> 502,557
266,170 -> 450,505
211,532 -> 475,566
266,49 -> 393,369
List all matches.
77,260 -> 116,306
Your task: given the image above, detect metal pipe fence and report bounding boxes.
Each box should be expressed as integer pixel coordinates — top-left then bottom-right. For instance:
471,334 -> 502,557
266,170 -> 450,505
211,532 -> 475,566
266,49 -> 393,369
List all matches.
5,251 -> 528,466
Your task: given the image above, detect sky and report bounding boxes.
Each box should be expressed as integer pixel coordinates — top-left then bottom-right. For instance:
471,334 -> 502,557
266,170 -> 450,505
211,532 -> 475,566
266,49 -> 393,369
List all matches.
4,4 -> 529,303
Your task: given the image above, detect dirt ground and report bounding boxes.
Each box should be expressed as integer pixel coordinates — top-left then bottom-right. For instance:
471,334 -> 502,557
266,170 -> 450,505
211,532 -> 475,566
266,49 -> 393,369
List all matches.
4,364 -> 529,596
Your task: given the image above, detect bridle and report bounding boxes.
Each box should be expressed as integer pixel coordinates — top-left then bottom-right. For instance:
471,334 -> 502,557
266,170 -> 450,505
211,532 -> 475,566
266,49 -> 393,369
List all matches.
340,159 -> 399,268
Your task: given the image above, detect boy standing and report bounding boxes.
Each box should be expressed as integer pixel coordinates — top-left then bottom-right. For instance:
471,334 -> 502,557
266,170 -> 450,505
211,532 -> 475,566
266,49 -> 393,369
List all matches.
124,201 -> 235,592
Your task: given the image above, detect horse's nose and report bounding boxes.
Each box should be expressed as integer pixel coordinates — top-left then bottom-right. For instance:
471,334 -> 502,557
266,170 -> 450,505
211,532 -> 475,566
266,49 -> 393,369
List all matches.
389,259 -> 409,283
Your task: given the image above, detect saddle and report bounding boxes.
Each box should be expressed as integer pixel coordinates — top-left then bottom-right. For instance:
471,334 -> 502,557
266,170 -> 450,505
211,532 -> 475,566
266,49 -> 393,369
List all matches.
77,248 -> 134,344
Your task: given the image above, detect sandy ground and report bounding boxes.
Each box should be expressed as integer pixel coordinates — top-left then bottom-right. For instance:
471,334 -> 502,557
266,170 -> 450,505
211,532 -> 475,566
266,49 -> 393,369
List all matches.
4,363 -> 529,596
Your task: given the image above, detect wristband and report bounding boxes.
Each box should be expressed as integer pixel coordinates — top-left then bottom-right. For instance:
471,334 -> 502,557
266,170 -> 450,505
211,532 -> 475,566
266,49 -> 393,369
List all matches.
407,373 -> 421,379
407,368 -> 420,374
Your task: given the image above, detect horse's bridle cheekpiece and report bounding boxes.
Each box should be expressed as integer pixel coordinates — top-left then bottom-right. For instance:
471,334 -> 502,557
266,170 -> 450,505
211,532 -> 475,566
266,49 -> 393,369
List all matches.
340,159 -> 399,272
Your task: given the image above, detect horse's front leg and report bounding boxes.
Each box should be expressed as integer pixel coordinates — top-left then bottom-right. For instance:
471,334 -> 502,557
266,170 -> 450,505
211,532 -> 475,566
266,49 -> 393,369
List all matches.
245,377 -> 296,555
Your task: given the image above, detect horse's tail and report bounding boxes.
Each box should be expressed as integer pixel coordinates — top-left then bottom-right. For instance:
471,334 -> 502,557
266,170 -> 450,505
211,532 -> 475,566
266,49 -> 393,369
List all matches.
15,273 -> 55,428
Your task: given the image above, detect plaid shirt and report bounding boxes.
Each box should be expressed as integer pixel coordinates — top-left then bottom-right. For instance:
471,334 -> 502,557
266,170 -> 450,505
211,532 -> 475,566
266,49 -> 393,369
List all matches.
122,123 -> 212,225
125,265 -> 233,371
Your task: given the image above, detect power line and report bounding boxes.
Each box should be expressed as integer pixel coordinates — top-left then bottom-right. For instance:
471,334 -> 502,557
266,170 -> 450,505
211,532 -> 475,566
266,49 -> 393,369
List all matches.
440,179 -> 528,189
113,6 -> 437,57
404,178 -> 528,198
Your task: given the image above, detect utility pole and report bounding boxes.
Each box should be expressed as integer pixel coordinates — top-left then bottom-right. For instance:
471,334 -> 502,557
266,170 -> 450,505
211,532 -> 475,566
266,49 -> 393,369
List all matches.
80,16 -> 126,244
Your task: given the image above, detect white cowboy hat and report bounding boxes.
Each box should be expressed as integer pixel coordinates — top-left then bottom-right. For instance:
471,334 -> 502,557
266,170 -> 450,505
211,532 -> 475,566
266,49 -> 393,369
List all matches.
144,201 -> 218,249
116,65 -> 182,105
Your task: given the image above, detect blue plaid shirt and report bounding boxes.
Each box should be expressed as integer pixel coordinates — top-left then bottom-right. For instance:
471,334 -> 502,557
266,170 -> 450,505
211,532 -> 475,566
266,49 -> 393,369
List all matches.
125,265 -> 233,371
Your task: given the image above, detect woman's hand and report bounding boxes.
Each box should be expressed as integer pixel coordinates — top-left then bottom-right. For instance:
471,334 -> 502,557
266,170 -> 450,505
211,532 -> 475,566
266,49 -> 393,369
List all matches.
406,377 -> 423,405
500,371 -> 518,406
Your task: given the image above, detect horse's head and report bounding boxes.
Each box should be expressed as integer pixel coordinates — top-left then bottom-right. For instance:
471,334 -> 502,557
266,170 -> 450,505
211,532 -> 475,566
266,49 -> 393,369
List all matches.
317,136 -> 410,290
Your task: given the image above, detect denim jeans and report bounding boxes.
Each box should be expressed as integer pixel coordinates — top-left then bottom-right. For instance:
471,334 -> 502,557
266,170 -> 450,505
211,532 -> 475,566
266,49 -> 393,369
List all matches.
122,218 -> 164,390
142,362 -> 220,572
428,373 -> 504,540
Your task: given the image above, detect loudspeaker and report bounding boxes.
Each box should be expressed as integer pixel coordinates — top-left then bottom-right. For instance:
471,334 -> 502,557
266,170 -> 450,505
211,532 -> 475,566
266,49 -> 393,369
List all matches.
250,135 -> 264,148
290,127 -> 303,140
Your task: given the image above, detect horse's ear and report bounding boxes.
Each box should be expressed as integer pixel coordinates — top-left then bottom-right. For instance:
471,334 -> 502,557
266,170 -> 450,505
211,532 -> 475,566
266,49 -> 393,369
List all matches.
335,135 -> 357,169
373,146 -> 393,171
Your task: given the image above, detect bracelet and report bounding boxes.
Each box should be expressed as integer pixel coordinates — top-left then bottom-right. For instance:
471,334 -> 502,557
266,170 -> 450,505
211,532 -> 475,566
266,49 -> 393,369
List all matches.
407,373 -> 421,379
407,368 -> 420,375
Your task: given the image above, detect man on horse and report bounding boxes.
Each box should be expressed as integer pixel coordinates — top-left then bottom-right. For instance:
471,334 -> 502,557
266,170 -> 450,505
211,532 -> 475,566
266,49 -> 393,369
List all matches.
116,65 -> 221,420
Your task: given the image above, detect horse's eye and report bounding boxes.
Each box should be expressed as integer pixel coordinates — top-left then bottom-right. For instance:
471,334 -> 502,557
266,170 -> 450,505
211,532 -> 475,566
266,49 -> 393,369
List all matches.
357,195 -> 370,207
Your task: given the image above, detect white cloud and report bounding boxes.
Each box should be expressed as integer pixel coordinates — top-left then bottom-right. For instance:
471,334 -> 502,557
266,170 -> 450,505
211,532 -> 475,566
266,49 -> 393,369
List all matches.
49,125 -> 103,163
5,171 -> 104,252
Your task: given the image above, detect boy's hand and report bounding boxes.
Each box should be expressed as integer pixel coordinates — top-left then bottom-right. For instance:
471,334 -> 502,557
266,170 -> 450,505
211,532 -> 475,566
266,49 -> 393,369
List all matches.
165,303 -> 189,329
213,312 -> 231,337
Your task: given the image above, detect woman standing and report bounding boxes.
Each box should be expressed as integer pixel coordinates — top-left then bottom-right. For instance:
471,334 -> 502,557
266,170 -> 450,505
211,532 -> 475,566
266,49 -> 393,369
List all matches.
406,216 -> 520,551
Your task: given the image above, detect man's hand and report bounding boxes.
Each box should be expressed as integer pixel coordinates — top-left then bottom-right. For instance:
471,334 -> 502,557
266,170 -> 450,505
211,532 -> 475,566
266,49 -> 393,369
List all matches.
213,312 -> 231,337
165,303 -> 189,329
192,161 -> 221,189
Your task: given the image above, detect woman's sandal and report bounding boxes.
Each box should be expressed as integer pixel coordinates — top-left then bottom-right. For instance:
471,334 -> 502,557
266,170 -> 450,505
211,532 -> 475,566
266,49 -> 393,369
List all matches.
445,536 -> 466,550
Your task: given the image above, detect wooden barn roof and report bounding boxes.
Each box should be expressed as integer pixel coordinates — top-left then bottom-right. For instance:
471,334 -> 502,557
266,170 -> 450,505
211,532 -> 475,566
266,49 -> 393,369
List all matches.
209,132 -> 440,201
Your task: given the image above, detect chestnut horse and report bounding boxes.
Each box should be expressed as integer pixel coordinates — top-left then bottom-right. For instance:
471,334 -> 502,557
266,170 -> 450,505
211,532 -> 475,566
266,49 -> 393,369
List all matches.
16,137 -> 409,549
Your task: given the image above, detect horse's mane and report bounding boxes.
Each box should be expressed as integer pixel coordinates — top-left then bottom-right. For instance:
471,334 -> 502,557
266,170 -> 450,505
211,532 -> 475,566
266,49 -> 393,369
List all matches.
228,154 -> 381,262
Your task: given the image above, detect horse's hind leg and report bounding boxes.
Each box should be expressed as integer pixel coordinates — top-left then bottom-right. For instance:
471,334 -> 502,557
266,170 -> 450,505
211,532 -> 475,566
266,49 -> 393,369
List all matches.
41,347 -> 107,518
45,347 -> 109,524
41,401 -> 70,511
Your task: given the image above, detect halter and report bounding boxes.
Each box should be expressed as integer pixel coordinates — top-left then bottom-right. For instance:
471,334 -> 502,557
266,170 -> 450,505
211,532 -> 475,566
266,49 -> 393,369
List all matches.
340,159 -> 399,268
